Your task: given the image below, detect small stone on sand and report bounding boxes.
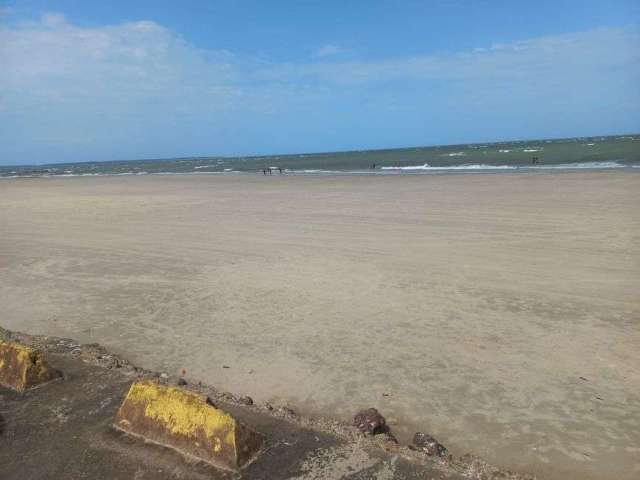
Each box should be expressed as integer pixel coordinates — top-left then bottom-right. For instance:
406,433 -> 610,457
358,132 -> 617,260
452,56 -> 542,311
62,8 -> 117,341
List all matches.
353,408 -> 386,435
412,432 -> 447,457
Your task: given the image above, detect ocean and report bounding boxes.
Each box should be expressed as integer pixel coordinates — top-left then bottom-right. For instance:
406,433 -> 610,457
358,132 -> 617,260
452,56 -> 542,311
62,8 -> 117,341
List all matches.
2,134 -> 639,178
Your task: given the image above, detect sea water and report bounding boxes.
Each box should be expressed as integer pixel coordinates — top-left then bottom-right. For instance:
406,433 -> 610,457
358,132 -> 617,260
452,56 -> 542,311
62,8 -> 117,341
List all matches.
2,134 -> 639,178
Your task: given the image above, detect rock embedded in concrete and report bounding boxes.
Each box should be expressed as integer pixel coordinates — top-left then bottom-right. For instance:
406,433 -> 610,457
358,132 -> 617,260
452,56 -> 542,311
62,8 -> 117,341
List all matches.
113,380 -> 263,471
276,406 -> 296,418
412,432 -> 448,457
374,431 -> 399,452
0,327 -> 538,480
353,408 -> 386,435
0,341 -> 61,392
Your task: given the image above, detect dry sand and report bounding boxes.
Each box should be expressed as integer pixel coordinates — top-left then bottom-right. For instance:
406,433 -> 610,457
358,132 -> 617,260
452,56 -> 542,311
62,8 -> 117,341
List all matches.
1,171 -> 639,479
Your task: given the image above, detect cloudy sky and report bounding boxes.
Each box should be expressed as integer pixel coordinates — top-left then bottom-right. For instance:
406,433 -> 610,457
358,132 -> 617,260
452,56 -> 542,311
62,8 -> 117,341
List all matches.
1,0 -> 639,165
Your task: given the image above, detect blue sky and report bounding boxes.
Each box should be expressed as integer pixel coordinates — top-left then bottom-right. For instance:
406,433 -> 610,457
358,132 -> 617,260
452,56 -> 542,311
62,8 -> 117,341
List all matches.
1,1 -> 639,165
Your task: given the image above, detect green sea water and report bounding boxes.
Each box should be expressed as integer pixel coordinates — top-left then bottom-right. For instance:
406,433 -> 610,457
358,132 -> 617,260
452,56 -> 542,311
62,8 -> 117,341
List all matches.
2,134 -> 639,178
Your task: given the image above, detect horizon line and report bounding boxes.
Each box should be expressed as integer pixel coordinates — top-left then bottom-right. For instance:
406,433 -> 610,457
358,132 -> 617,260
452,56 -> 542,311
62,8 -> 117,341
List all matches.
2,131 -> 638,169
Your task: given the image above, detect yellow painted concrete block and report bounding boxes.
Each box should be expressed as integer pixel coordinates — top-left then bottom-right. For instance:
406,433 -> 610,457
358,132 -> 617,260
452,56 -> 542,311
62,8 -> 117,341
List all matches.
113,380 -> 263,470
0,341 -> 61,392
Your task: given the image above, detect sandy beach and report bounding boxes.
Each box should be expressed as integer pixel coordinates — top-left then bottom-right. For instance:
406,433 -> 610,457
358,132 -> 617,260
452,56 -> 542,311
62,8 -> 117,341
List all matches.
1,171 -> 639,479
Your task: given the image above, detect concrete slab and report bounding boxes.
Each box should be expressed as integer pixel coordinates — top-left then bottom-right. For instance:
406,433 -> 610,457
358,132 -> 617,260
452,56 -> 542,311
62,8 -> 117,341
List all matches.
0,328 -> 532,479
0,340 -> 61,392
113,380 -> 263,470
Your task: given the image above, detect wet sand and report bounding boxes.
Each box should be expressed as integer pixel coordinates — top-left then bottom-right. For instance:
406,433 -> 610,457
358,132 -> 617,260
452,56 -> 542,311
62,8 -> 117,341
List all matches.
1,171 -> 639,479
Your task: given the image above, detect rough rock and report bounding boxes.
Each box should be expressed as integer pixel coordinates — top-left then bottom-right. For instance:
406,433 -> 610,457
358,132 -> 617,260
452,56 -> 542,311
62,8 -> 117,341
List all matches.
353,408 -> 386,435
412,432 -> 448,457
275,406 -> 296,419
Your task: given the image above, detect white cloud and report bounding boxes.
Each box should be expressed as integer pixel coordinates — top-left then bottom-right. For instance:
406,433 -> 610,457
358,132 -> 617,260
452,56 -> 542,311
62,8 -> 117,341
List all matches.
313,43 -> 345,58
259,27 -> 640,86
2,14 -> 637,107
40,12 -> 67,28
0,13 -> 638,163
0,14 -> 241,108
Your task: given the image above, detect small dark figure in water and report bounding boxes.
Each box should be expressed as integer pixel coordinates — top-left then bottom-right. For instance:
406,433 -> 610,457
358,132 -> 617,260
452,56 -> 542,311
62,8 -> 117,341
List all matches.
263,169 -> 267,175
278,167 -> 283,174
371,163 -> 376,169
532,156 -> 539,165
268,167 -> 272,175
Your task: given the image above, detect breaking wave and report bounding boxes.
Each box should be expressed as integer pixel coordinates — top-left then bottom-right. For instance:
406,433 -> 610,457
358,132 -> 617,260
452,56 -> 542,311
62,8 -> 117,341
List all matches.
380,161 -> 626,171
381,163 -> 515,171
534,161 -> 624,169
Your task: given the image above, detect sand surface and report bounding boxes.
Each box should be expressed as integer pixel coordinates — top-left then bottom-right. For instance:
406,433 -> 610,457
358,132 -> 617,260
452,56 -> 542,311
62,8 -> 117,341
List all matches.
1,171 -> 639,479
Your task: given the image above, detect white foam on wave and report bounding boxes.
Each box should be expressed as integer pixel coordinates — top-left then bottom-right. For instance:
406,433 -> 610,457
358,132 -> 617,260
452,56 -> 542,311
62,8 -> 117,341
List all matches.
380,161 -> 628,172
58,173 -> 102,177
523,148 -> 541,152
286,169 -> 343,174
381,163 -> 515,171
443,152 -> 466,157
535,161 -> 624,169
1,161 -> 633,180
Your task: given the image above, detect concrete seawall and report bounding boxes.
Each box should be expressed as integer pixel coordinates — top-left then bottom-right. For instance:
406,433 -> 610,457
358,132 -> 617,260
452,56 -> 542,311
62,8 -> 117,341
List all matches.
0,326 -> 534,480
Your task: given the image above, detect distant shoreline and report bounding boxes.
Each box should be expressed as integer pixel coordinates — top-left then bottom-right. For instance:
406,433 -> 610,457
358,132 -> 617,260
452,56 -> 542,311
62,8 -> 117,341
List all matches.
2,133 -> 639,176
1,160 -> 639,180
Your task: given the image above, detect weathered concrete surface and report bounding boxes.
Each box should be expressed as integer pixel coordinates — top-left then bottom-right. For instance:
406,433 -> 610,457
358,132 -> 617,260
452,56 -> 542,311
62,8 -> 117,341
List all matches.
0,340 -> 61,392
0,328 -> 533,479
114,380 -> 263,470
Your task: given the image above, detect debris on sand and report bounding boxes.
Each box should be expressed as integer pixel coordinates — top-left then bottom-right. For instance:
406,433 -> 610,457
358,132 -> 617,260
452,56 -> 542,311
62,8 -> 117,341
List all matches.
453,453 -> 537,480
353,408 -> 386,435
239,395 -> 254,405
374,431 -> 399,451
0,326 -> 539,479
275,406 -> 296,419
411,432 -> 448,457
